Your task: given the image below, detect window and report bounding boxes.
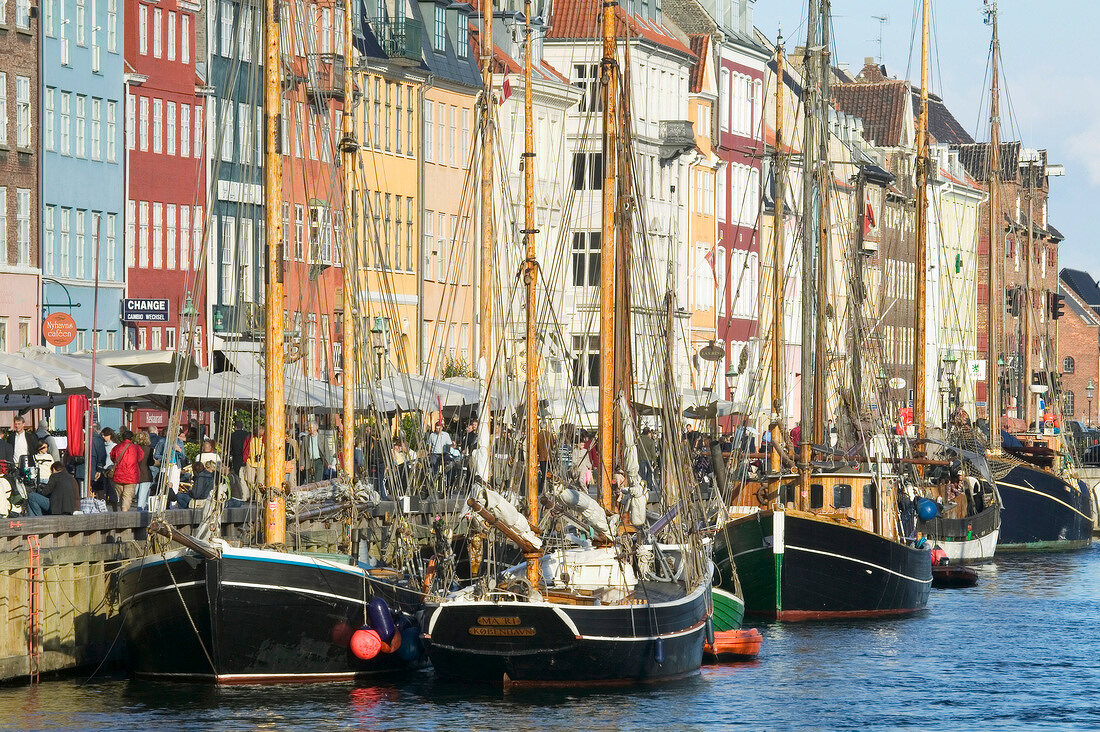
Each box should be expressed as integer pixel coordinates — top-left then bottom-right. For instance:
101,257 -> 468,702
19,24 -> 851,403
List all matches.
572,152 -> 603,190
406,87 -> 414,154
45,89 -> 56,151
0,74 -> 6,147
76,0 -> 86,44
91,2 -> 100,73
238,218 -> 253,302
810,483 -> 824,510
436,101 -> 444,161
139,4 -> 148,54
237,102 -> 250,163
166,204 -> 176,269
165,327 -> 175,350
152,98 -> 162,153
60,92 -> 71,154
15,77 -> 30,148
104,214 -> 117,280
294,204 -> 304,259
75,96 -> 86,157
14,189 -> 28,267
106,101 -> 117,162
181,14 -> 190,63
571,64 -> 600,112
833,484 -> 852,509
571,232 -> 600,287
59,0 -> 69,64
0,190 -> 5,263
177,104 -> 189,159
193,104 -> 202,158
448,105 -> 456,165
125,199 -> 135,266
167,11 -> 176,60
716,246 -> 727,316
139,96 -> 149,151
74,210 -> 85,278
90,98 -> 101,159
406,198 -> 413,270
394,196 -> 402,270
44,206 -> 55,273
461,108 -> 469,164
1064,356 -> 1075,374
59,209 -> 70,276
238,4 -> 252,62
423,100 -> 432,162
138,201 -> 149,266
152,7 -> 162,57
863,483 -> 876,510
107,0 -> 117,52
572,335 -> 600,387
719,68 -> 730,132
179,205 -> 190,268
220,216 -> 235,302
166,102 -> 175,156
221,102 -> 233,160
433,5 -> 446,51
457,14 -> 468,58
152,202 -> 163,267
45,0 -> 54,36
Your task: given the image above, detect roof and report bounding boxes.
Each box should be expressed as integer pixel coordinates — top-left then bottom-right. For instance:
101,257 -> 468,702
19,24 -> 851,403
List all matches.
1060,268 -> 1100,317
911,89 -> 974,145
952,141 -> 1021,183
470,26 -> 569,83
548,0 -> 696,58
1059,280 -> 1100,326
832,80 -> 910,148
688,34 -> 708,94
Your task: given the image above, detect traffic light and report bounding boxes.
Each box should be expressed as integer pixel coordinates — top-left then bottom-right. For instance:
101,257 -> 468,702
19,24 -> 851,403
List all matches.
1050,292 -> 1066,320
1006,287 -> 1020,317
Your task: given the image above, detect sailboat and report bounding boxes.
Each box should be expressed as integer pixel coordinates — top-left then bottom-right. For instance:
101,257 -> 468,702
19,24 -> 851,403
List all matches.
713,4 -> 931,621
956,1 -> 1092,553
117,4 -> 427,682
419,1 -> 711,685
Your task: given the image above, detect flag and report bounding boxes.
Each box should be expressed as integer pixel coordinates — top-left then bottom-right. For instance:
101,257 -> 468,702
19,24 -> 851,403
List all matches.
500,79 -> 512,105
862,201 -> 876,237
704,247 -> 716,282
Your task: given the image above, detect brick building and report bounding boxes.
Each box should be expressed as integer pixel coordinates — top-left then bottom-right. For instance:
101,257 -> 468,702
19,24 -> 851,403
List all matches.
1059,268 -> 1100,427
0,0 -> 41,353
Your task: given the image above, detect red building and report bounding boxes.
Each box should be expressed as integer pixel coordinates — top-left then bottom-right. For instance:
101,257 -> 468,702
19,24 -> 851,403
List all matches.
123,0 -> 207,363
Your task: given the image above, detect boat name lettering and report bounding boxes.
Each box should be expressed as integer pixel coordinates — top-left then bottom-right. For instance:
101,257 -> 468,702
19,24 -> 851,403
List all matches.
468,626 -> 536,637
476,616 -> 522,626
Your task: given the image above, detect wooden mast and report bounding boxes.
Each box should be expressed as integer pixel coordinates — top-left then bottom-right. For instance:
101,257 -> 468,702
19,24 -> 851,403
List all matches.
985,0 -> 1002,446
913,0 -> 930,442
597,0 -> 618,513
263,0 -> 286,545
522,0 -> 541,588
340,0 -> 356,478
769,36 -> 786,485
797,0 -> 819,508
478,0 -> 494,378
812,0 -> 830,447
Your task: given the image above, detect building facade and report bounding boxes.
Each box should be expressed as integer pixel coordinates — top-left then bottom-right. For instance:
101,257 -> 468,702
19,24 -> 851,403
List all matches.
42,0 -> 126,352
1058,269 -> 1100,427
124,0 -> 206,362
0,0 -> 41,354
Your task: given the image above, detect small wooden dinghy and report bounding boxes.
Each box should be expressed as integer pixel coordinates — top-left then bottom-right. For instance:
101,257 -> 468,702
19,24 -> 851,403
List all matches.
931,564 -> 978,588
703,628 -> 762,662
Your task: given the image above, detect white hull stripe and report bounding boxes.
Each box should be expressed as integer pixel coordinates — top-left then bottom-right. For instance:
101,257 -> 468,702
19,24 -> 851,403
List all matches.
731,546 -> 770,560
997,480 -> 1094,522
579,619 -> 706,642
120,580 -> 205,606
137,671 -> 362,682
785,544 -> 933,584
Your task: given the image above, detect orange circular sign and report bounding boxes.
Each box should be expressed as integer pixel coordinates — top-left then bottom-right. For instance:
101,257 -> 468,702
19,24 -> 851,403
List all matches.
42,312 -> 77,347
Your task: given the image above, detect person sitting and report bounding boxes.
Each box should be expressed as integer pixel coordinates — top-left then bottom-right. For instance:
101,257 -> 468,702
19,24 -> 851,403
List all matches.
40,462 -> 78,515
177,461 -> 217,509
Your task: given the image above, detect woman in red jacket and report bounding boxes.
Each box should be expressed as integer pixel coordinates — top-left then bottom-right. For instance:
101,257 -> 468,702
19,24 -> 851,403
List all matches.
110,430 -> 142,511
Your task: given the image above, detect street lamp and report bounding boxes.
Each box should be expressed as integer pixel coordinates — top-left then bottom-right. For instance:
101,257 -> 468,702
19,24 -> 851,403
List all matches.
1088,379 -> 1096,427
725,364 -> 738,401
942,350 -> 958,426
369,316 -> 386,380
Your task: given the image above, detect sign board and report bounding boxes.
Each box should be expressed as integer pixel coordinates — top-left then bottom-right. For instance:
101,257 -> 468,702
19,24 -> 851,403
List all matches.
698,343 -> 725,362
969,359 -> 986,380
122,298 -> 170,322
42,312 -> 77,347
888,377 -> 906,390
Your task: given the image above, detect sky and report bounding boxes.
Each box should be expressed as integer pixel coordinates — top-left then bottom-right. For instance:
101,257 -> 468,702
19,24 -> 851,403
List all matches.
753,0 -> 1100,278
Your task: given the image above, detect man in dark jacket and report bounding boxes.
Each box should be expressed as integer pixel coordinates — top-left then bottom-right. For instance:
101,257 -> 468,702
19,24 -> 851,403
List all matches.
7,415 -> 41,472
177,461 -> 216,509
228,419 -> 250,499
39,462 -> 78,515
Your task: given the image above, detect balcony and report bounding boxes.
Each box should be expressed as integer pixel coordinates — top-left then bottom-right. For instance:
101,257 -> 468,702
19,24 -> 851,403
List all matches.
376,18 -> 423,66
305,53 -> 346,102
659,120 -> 695,161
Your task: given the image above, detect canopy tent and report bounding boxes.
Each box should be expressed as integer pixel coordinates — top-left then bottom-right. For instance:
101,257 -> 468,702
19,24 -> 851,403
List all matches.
99,368 -> 261,409
0,352 -> 86,395
218,348 -> 343,409
78,349 -> 200,383
18,346 -> 151,400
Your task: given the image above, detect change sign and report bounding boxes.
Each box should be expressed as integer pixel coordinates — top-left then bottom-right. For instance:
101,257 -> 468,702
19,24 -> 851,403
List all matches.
122,299 -> 170,322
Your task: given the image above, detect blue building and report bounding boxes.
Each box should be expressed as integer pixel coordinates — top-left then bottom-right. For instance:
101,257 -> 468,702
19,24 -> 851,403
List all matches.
41,0 -> 126,353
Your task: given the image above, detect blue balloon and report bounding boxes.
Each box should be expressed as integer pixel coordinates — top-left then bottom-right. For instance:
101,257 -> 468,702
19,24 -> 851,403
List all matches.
367,598 -> 396,643
396,626 -> 421,663
916,498 -> 939,521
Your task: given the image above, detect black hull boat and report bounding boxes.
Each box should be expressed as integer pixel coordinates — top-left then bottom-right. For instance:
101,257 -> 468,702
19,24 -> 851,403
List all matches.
994,462 -> 1093,552
119,545 -> 425,682
716,510 -> 931,621
917,503 -> 1000,564
421,577 -> 709,686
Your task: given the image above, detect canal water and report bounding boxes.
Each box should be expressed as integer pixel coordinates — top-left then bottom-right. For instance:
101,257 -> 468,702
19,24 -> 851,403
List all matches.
1,546 -> 1098,730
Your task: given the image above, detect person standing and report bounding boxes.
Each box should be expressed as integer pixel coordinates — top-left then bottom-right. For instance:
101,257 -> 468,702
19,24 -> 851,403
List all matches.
426,421 -> 452,473
300,421 -> 327,484
243,425 -> 265,498
228,419 -> 251,499
638,427 -> 658,495
8,416 -> 41,473
110,430 -> 141,511
284,429 -> 298,490
134,431 -> 154,510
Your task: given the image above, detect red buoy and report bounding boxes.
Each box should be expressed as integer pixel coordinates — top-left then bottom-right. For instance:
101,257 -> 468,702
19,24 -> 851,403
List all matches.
350,628 -> 381,660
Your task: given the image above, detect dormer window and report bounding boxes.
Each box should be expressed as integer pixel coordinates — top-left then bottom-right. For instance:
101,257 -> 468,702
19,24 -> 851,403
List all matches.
457,15 -> 468,58
434,5 -> 446,52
